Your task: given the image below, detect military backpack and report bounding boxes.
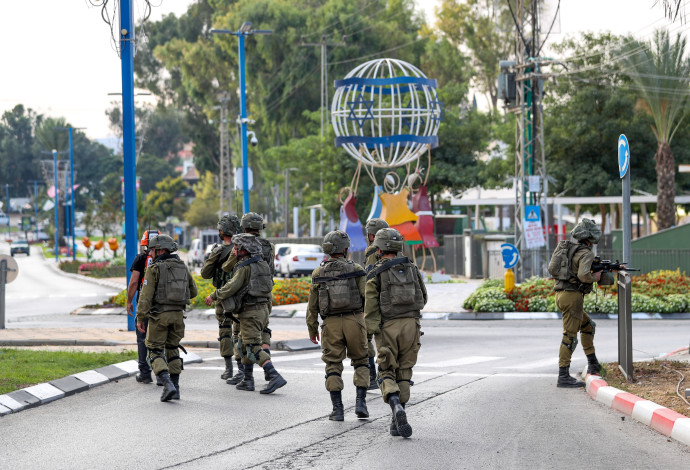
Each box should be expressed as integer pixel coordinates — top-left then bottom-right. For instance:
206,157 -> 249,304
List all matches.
548,240 -> 583,281
368,257 -> 425,319
313,260 -> 365,316
220,256 -> 273,313
154,258 -> 191,311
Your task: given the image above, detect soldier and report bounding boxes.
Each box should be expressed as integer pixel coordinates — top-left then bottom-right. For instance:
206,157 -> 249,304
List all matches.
136,234 -> 198,402
222,212 -> 275,385
201,215 -> 241,382
126,229 -> 159,384
215,233 -> 287,394
307,230 -> 369,421
365,228 -> 427,438
552,218 -> 610,388
363,218 -> 389,390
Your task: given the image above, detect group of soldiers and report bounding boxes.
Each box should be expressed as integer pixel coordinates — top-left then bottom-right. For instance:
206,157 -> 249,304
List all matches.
128,211 -> 426,438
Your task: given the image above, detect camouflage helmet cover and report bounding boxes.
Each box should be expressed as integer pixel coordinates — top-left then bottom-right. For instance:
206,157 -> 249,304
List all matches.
218,214 -> 241,236
148,234 -> 178,253
571,218 -> 602,244
240,212 -> 264,230
365,218 -> 389,235
373,228 -> 405,253
231,233 -> 261,254
322,230 -> 351,255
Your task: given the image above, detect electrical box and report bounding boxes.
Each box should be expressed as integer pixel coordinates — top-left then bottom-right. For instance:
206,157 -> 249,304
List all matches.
498,60 -> 516,105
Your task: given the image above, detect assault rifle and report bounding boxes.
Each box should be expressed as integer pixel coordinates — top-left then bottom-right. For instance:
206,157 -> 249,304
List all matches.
591,257 -> 640,274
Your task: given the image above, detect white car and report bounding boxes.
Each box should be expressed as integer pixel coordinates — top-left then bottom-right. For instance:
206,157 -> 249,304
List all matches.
187,238 -> 204,267
274,243 -> 296,274
278,244 -> 327,278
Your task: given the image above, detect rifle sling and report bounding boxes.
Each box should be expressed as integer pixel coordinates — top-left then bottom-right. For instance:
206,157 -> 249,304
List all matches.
238,256 -> 262,268
313,270 -> 366,284
366,257 -> 410,281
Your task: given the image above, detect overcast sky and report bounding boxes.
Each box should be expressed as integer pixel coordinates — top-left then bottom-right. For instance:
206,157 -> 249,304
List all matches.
0,0 -> 680,140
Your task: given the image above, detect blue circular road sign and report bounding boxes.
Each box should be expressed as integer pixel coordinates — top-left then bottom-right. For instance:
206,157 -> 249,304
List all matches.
618,134 -> 630,179
500,243 -> 520,269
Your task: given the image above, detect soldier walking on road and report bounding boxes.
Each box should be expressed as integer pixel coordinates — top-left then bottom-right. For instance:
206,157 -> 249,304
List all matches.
307,230 -> 369,421
136,234 -> 198,402
365,228 -> 427,438
222,212 -> 276,385
201,215 -> 241,383
214,234 -> 287,394
126,229 -> 159,385
363,218 -> 389,390
550,218 -> 611,388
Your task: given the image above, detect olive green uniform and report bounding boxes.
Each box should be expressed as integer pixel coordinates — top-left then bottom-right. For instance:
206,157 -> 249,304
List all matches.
307,258 -> 369,391
136,254 -> 198,376
215,256 -> 273,366
554,244 -> 597,368
201,243 -> 237,358
363,245 -> 379,359
364,257 -> 427,404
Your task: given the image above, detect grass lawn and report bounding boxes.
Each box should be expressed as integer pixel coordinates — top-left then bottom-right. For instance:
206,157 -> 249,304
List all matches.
0,348 -> 137,394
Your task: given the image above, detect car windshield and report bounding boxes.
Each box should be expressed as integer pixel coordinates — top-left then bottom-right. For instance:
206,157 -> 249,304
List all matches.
277,247 -> 291,256
13,240 -> 28,246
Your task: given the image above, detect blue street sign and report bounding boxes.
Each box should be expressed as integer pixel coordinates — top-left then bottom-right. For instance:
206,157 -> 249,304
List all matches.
501,243 -> 520,269
618,134 -> 630,179
525,205 -> 541,222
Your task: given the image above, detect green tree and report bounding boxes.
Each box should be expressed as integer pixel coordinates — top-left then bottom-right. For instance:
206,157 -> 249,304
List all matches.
622,29 -> 690,229
137,153 -> 178,193
144,176 -> 189,223
185,171 -> 220,228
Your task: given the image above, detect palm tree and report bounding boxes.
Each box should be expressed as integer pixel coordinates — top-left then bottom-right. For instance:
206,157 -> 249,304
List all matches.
623,29 -> 690,230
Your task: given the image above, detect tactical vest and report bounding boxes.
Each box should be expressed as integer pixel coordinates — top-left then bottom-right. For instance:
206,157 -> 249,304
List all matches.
364,245 -> 378,273
370,257 -> 424,320
313,259 -> 365,317
153,258 -> 191,312
552,242 -> 592,293
221,256 -> 273,313
257,237 -> 275,275
212,244 -> 234,288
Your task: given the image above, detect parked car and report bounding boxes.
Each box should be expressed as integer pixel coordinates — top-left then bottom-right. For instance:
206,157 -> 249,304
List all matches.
274,243 -> 296,274
278,244 -> 327,278
0,212 -> 8,226
10,239 -> 30,256
188,238 -> 205,267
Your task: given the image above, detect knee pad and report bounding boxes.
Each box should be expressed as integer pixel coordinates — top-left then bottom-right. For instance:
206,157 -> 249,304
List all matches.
167,356 -> 183,374
581,319 -> 596,336
562,336 -> 578,352
148,349 -> 166,365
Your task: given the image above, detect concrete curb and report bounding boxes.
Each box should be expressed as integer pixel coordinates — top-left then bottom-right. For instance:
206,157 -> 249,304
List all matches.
581,366 -> 690,447
0,351 -> 203,417
0,338 -> 308,352
39,249 -> 127,291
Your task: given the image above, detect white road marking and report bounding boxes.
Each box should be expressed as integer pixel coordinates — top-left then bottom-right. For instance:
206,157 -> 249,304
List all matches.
417,356 -> 504,368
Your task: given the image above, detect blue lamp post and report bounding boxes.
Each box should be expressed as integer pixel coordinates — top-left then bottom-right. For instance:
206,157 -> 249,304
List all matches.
52,149 -> 59,262
56,126 -> 85,261
211,22 -> 272,213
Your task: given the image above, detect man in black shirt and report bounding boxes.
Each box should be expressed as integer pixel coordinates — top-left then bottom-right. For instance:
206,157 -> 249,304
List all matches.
126,229 -> 159,383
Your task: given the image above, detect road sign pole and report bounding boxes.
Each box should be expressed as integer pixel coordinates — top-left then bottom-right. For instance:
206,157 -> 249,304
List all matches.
0,259 -> 5,329
618,134 -> 633,380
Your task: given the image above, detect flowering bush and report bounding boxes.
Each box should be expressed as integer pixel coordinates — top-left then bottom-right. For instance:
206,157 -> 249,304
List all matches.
79,262 -> 109,272
463,285 -> 507,310
272,278 -> 311,305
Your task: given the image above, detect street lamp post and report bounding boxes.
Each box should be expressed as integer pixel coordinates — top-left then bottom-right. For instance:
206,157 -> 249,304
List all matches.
283,168 -> 298,238
4,184 -> 10,239
52,149 -> 59,262
57,126 -> 86,261
211,22 -> 273,214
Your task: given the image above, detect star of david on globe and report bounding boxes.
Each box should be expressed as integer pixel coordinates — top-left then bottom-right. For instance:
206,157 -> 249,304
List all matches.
331,58 -> 442,169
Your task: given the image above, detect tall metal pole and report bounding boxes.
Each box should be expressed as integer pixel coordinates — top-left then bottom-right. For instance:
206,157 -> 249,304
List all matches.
120,0 -> 138,332
33,180 -> 39,241
0,259 -> 6,330
238,33 -> 250,214
53,149 -> 59,262
5,184 -> 9,238
68,128 -> 76,261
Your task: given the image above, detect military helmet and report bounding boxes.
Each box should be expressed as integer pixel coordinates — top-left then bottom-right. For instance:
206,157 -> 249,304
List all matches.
373,228 -> 405,253
231,233 -> 261,254
322,230 -> 351,255
365,218 -> 389,236
148,234 -> 178,253
140,229 -> 160,247
218,214 -> 241,236
240,212 -> 264,231
571,218 -> 602,244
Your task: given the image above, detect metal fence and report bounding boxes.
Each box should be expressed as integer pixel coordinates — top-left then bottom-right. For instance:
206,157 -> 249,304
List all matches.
487,248 -> 690,281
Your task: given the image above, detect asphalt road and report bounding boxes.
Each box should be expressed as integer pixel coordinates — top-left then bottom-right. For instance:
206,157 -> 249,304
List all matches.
2,244 -> 118,322
1,319 -> 689,469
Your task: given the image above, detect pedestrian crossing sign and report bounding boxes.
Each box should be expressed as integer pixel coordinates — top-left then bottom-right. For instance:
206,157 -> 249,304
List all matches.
525,205 -> 540,222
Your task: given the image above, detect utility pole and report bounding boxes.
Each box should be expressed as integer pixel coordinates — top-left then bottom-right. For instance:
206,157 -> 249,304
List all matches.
56,126 -> 85,261
28,180 -> 42,242
217,93 -> 232,214
283,168 -> 298,237
300,35 -> 346,137
4,184 -> 11,239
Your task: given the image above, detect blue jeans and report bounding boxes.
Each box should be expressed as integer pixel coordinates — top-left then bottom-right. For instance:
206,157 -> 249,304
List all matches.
136,317 -> 151,374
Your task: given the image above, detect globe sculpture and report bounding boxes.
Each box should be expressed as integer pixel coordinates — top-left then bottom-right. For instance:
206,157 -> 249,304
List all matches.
331,58 -> 442,168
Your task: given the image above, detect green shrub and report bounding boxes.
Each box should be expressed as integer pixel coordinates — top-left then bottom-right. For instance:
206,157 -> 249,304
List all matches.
664,294 -> 690,313
528,297 -> 549,312
59,260 -> 81,274
584,294 -> 618,314
463,286 -> 508,310
473,298 -> 514,312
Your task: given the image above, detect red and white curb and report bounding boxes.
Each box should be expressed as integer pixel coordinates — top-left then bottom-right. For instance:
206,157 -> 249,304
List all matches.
582,368 -> 690,447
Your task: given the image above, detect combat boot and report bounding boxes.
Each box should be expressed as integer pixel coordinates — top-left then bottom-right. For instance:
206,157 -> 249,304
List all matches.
221,357 -> 234,380
557,366 -> 585,388
367,357 -> 378,391
236,364 -> 255,391
135,371 -> 153,384
156,375 -> 163,386
586,353 -> 604,376
329,391 -> 344,421
260,362 -> 287,394
389,403 -> 405,436
388,393 -> 412,438
226,360 -> 244,385
158,372 -> 177,402
170,374 -> 180,400
355,387 -> 369,418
